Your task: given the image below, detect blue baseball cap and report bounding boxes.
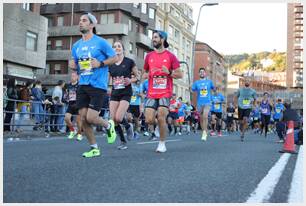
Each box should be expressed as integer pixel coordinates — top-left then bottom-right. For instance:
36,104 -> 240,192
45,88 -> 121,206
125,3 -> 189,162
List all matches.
153,30 -> 169,48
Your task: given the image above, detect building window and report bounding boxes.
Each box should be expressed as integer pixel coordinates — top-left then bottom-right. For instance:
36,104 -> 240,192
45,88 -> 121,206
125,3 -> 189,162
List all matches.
174,48 -> 178,57
170,6 -> 174,15
26,31 -> 38,51
175,11 -> 180,18
133,3 -> 140,8
57,16 -> 64,26
47,17 -> 53,27
55,40 -> 62,50
149,8 -> 155,19
187,24 -> 192,31
141,3 -> 147,14
22,3 -> 31,11
186,41 -> 191,52
135,23 -> 139,32
100,13 -> 115,24
47,40 -> 52,50
175,29 -> 180,40
148,29 -> 153,39
128,19 -> 132,31
136,47 -> 139,57
129,42 -> 133,54
169,25 -> 174,37
156,20 -> 162,30
54,64 -> 61,74
46,64 -> 50,74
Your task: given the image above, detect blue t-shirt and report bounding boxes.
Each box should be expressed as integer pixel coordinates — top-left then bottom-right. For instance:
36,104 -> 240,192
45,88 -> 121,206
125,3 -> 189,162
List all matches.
141,80 -> 148,95
251,107 -> 260,120
273,103 -> 284,120
71,35 -> 116,90
130,83 -> 142,106
211,93 -> 225,113
178,103 -> 187,117
192,79 -> 214,106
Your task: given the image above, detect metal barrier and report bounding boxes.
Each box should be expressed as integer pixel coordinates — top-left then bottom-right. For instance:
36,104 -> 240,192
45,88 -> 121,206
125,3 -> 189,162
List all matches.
3,98 -> 109,134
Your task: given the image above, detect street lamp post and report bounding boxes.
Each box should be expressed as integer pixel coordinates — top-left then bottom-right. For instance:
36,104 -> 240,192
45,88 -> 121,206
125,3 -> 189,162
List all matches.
190,3 -> 218,88
179,61 -> 192,103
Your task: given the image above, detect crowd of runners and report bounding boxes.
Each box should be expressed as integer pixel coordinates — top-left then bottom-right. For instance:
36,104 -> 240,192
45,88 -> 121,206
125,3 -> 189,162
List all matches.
62,12 -> 301,157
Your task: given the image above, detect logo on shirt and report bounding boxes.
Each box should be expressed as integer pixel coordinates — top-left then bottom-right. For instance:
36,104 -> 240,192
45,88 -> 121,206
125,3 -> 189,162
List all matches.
150,59 -> 154,63
81,46 -> 88,51
90,46 -> 96,49
163,59 -> 167,62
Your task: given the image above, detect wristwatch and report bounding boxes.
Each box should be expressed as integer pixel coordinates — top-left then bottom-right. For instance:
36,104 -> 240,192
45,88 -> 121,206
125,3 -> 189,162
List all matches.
100,61 -> 105,67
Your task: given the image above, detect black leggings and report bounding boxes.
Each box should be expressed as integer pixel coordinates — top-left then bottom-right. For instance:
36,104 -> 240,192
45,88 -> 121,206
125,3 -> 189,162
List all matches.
261,114 -> 271,136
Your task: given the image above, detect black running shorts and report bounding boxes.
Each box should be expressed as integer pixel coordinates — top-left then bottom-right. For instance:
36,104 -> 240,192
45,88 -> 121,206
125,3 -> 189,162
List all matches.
76,85 -> 107,112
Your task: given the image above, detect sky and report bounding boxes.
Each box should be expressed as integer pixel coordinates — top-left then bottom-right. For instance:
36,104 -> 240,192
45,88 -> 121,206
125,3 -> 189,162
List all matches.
190,3 -> 287,55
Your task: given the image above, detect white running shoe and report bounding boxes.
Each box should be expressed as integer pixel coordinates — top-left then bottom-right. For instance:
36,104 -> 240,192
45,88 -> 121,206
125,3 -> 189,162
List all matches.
155,141 -> 167,153
201,131 -> 207,141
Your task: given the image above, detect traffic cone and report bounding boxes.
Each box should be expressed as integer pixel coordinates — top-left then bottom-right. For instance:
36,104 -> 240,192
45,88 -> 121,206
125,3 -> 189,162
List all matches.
279,121 -> 298,154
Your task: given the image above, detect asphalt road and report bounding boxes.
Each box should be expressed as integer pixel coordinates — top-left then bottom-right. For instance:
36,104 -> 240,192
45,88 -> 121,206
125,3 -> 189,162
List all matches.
3,131 -> 301,203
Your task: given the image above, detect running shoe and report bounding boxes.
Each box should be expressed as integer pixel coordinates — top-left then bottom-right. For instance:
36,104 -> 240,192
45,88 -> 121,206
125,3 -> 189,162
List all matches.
210,131 -> 216,136
276,139 -> 284,143
178,132 -> 182,136
82,148 -> 100,158
106,120 -> 116,144
117,142 -> 128,150
156,141 -> 167,153
126,123 -> 134,141
218,131 -> 222,137
134,132 -> 140,139
144,131 -> 150,136
68,131 -> 76,139
76,134 -> 83,141
201,131 -> 207,141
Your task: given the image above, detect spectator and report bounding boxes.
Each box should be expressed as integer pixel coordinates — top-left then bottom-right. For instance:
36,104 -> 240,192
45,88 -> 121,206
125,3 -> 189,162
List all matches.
4,77 -> 18,132
52,80 -> 66,133
32,81 -> 49,130
15,81 -> 33,133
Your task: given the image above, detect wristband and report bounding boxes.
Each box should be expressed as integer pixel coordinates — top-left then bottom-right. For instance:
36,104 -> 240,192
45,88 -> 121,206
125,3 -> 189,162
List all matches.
100,61 -> 105,67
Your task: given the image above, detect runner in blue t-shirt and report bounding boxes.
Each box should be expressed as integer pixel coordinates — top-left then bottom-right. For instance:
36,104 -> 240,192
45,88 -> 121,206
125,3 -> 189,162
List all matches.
210,87 -> 225,137
273,99 -> 285,122
69,13 -> 118,158
191,67 -> 214,141
127,74 -> 143,139
250,102 -> 260,133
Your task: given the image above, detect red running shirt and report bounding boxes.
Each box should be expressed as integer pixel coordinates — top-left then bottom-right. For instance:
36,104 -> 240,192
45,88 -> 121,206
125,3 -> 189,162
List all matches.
144,50 -> 180,99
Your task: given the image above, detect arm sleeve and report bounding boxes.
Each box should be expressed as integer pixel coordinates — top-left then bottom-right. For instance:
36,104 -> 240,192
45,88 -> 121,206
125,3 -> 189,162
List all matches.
191,82 -> 197,92
143,53 -> 150,71
170,53 -> 180,71
211,81 -> 215,90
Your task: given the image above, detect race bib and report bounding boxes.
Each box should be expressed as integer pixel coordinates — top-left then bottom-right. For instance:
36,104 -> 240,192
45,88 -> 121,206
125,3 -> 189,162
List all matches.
153,76 -> 167,89
200,89 -> 208,97
242,99 -> 251,106
227,113 -> 233,117
262,108 -> 268,114
69,91 -> 77,101
254,117 -> 259,120
113,77 -> 125,90
131,96 -> 137,103
78,58 -> 93,75
215,104 -> 220,110
275,108 -> 281,113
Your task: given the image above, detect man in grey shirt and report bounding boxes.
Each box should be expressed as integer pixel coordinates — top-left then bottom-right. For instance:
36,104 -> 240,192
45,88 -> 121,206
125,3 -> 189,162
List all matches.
235,78 -> 257,141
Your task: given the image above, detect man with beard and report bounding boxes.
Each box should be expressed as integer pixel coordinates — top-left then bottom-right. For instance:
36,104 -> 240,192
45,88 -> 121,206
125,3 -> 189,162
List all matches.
191,67 -> 215,141
143,30 -> 183,153
69,12 -> 118,157
235,78 -> 257,141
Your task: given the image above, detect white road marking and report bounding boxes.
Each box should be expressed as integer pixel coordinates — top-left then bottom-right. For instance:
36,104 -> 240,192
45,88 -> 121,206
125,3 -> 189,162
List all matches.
137,139 -> 182,145
246,153 -> 291,203
288,146 -> 303,203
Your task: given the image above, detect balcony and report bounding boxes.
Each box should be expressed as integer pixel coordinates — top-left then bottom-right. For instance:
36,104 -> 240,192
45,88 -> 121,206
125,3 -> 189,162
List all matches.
135,33 -> 152,50
48,24 -> 129,37
47,50 -> 71,61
